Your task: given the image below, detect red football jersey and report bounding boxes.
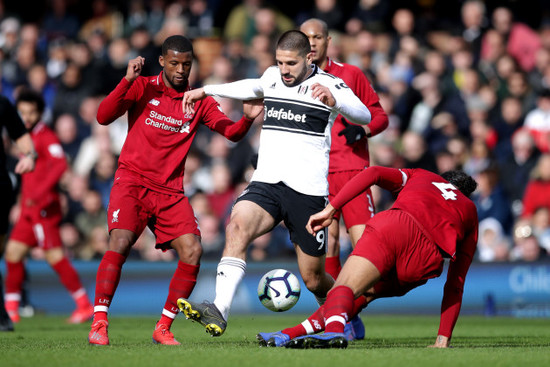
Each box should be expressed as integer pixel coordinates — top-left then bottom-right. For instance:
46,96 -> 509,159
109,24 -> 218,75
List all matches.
331,166 -> 479,338
21,122 -> 67,208
324,58 -> 388,172
97,73 -> 253,194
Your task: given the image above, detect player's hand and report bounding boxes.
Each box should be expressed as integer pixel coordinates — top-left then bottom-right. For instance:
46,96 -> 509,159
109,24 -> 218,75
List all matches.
338,120 -> 367,145
311,83 -> 335,107
242,98 -> 264,120
182,88 -> 207,115
15,154 -> 35,174
428,335 -> 450,348
306,204 -> 336,235
125,56 -> 145,82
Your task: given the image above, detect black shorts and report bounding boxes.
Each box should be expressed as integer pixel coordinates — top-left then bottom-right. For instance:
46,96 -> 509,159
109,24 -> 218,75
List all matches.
236,181 -> 328,257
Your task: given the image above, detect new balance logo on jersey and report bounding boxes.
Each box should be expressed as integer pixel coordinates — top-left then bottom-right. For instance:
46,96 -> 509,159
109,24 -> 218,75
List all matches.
149,99 -> 160,106
265,106 -> 307,123
112,209 -> 120,223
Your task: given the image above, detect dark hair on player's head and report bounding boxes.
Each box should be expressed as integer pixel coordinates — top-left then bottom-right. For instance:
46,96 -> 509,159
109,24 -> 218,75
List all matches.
162,35 -> 193,56
302,18 -> 329,38
16,88 -> 45,113
440,170 -> 478,197
277,30 -> 311,57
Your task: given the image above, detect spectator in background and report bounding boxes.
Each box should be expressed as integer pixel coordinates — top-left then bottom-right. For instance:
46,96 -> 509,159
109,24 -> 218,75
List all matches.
345,0 -> 391,35
128,25 -> 161,77
185,0 -> 215,39
499,128 -> 540,217
485,6 -> 541,72
459,0 -> 487,65
88,151 -> 116,210
401,130 -> 437,172
54,113 -> 82,162
493,97 -> 525,160
521,153 -> 550,219
78,0 -> 123,42
524,89 -> 550,153
510,219 -> 545,261
99,37 -> 132,95
74,189 -> 107,248
477,217 -> 511,262
531,206 -> 550,253
67,41 -> 103,96
42,0 -> 80,41
52,62 -> 93,120
26,63 -> 56,122
472,165 -> 513,233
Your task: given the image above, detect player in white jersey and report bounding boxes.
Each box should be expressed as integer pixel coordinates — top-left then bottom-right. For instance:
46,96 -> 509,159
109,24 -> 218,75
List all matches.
177,30 -> 371,337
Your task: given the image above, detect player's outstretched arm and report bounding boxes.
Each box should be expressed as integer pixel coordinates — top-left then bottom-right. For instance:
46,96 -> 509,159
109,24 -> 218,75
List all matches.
306,204 -> 336,235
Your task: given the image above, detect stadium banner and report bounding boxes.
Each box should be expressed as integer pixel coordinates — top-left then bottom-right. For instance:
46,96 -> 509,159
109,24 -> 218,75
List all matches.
13,260 -> 550,317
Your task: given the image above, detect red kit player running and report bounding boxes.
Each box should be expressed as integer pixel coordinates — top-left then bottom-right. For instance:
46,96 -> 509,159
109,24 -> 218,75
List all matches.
88,35 -> 262,346
4,89 -> 94,325
257,167 -> 478,349
300,18 -> 389,338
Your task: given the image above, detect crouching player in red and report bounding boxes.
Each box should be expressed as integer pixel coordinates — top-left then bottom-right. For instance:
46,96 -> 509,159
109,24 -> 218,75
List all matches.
4,89 -> 94,324
257,167 -> 478,348
87,35 -> 262,346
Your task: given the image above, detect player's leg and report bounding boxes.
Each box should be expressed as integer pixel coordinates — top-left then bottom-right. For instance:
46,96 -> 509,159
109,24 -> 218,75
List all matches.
178,198 -> 275,336
153,234 -> 201,345
0,233 -> 13,331
295,246 -> 334,304
3,239 -> 30,323
89,228 -> 137,345
325,219 -> 341,280
43,246 -> 93,324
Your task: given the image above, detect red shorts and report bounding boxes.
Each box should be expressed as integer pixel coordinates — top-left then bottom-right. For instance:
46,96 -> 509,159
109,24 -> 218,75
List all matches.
328,170 -> 375,228
107,177 -> 200,250
9,201 -> 63,250
351,209 -> 444,298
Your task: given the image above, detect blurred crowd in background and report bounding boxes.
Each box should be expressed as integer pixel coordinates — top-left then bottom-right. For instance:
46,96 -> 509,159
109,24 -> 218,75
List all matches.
1,0 -> 550,263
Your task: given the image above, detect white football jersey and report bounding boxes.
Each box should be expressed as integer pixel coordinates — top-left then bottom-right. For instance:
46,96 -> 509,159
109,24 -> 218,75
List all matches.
204,65 -> 370,196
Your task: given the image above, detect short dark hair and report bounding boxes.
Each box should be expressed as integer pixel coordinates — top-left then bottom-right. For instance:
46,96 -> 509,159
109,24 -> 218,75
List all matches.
301,18 -> 329,38
277,30 -> 311,57
16,88 -> 45,113
162,35 -> 193,56
440,170 -> 478,197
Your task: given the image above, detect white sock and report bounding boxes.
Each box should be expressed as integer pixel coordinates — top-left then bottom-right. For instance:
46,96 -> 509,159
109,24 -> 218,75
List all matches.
213,257 -> 246,321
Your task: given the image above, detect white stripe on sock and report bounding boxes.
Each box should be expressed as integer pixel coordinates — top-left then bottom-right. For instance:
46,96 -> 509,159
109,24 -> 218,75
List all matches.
94,305 -> 109,313
301,320 -> 315,334
5,293 -> 21,302
325,315 -> 346,327
162,308 -> 177,319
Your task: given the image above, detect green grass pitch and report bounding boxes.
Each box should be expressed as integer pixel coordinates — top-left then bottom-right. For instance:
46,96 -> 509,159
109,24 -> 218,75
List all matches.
2,314 -> 549,367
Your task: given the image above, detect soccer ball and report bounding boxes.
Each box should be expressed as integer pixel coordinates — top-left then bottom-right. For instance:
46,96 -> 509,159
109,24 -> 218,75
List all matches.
257,269 -> 301,312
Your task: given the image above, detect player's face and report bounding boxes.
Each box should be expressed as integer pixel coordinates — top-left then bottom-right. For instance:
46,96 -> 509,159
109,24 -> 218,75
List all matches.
17,101 -> 41,130
276,49 -> 312,87
300,22 -> 330,65
159,49 -> 193,92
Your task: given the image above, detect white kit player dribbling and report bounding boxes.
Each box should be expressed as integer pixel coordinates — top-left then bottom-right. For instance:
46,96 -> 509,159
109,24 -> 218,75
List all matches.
177,30 -> 371,337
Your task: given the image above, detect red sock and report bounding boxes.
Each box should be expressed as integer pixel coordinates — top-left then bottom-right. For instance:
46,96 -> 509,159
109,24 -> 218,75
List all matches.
324,286 -> 354,333
160,261 -> 200,328
282,305 -> 325,338
93,251 -> 126,317
325,256 -> 341,281
352,295 -> 368,316
51,257 -> 85,295
5,261 -> 25,296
